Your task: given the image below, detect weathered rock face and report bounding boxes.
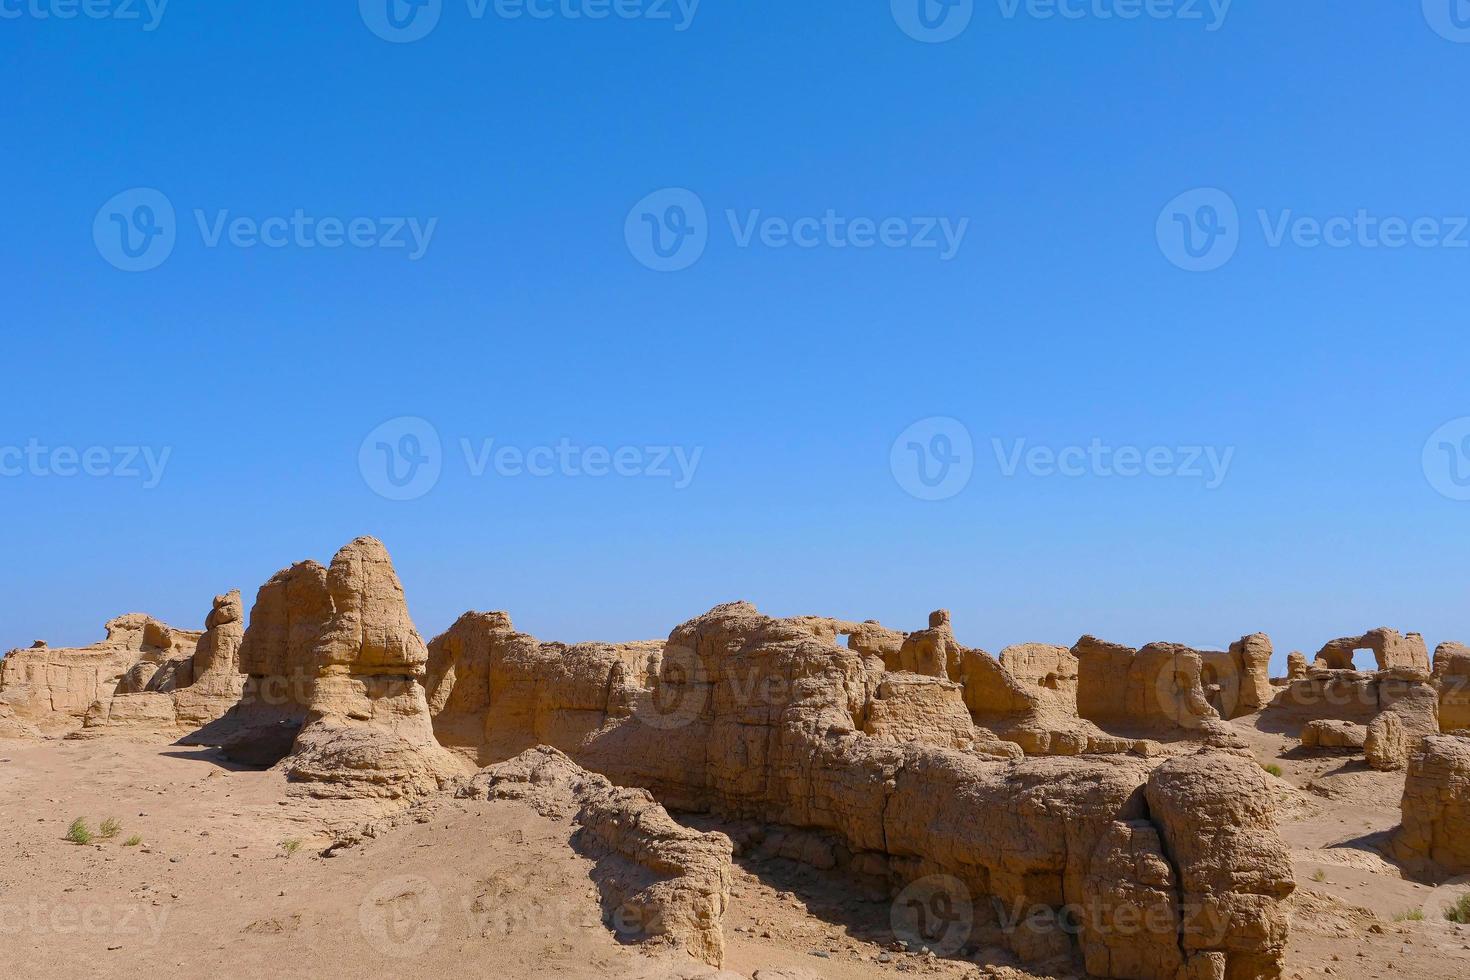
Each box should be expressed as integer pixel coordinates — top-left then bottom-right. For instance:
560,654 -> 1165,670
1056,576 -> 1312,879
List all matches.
1314,628 -> 1430,673
275,537 -> 467,799
0,614 -> 201,732
1365,684 -> 1440,771
1146,754 -> 1294,980
1286,652 -> 1308,681
1074,637 -> 1221,731
1225,633 -> 1273,716
459,745 -> 734,966
1432,641 -> 1470,732
172,590 -> 246,727
1300,719 -> 1367,750
861,673 -> 1020,758
0,703 -> 39,739
220,561 -> 333,765
1391,734 -> 1470,879
999,643 -> 1078,704
426,601 -> 1295,979
1261,669 -> 1384,729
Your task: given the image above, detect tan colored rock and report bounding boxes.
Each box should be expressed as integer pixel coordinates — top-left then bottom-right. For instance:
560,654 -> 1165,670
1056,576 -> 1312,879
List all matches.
0,704 -> 39,739
427,600 -> 1295,978
893,609 -> 963,678
1226,632 -> 1273,715
1286,652 -> 1308,681
221,561 -> 333,765
1391,734 -> 1470,878
1146,752 -> 1294,979
173,590 -> 246,729
1432,641 -> 1470,732
1314,628 -> 1430,672
459,745 -> 733,966
860,673 -> 1020,759
1365,683 -> 1439,771
1300,719 -> 1367,750
1075,637 -> 1221,731
999,643 -> 1078,703
280,537 -> 468,799
0,613 -> 200,733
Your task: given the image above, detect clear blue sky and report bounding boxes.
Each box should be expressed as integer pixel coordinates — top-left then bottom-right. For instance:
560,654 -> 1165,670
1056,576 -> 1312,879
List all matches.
5,2 -> 1469,674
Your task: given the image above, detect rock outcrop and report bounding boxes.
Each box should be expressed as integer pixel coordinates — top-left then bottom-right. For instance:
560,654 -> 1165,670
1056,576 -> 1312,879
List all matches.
0,614 -> 201,732
1432,641 -> 1470,732
270,537 -> 467,799
1146,753 -> 1294,980
1074,637 -> 1221,731
425,600 -> 1295,979
459,745 -> 734,965
1299,719 -> 1367,750
1313,628 -> 1430,673
1364,683 -> 1440,771
1391,734 -> 1470,879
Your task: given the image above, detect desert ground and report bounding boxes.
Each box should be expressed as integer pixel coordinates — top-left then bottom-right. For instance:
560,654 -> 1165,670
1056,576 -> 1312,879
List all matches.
1,725 -> 1466,980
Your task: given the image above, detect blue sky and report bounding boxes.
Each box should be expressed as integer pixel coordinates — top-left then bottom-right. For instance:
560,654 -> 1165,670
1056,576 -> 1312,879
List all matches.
4,1 -> 1469,674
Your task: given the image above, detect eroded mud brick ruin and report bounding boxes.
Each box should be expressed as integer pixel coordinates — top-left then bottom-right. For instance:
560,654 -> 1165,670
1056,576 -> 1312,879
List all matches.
5,535 -> 1470,979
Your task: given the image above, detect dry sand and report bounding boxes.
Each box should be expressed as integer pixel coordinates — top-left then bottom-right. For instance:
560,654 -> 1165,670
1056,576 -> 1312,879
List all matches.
1,729 -> 1468,980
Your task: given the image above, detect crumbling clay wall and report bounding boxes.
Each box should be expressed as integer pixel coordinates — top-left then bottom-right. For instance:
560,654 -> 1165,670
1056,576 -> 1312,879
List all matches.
1391,734 -> 1470,879
426,600 -> 1295,979
459,745 -> 734,966
0,614 -> 201,732
1314,628 -> 1430,673
1433,642 -> 1470,732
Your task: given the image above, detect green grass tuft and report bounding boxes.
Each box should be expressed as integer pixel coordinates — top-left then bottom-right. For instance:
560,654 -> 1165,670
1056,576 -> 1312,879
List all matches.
1444,893 -> 1470,925
1263,763 -> 1284,777
65,818 -> 93,845
123,834 -> 143,847
1393,908 -> 1426,922
280,839 -> 302,857
99,817 -> 123,840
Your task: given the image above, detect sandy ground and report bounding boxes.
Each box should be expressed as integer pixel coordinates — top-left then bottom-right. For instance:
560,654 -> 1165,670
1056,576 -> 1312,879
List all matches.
1,731 -> 1468,980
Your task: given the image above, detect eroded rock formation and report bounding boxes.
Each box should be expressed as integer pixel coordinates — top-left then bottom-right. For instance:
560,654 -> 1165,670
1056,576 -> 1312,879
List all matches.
1433,641 -> 1470,732
1391,734 -> 1470,879
1313,628 -> 1430,673
459,745 -> 734,966
0,613 -> 201,732
425,600 -> 1294,979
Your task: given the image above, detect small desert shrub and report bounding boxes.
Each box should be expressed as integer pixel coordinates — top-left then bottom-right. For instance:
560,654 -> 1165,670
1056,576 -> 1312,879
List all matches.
279,839 -> 302,857
1444,893 -> 1470,924
1393,908 -> 1425,922
99,817 -> 123,840
1263,763 -> 1284,777
123,835 -> 143,847
66,818 -> 93,845
1310,869 -> 1326,883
